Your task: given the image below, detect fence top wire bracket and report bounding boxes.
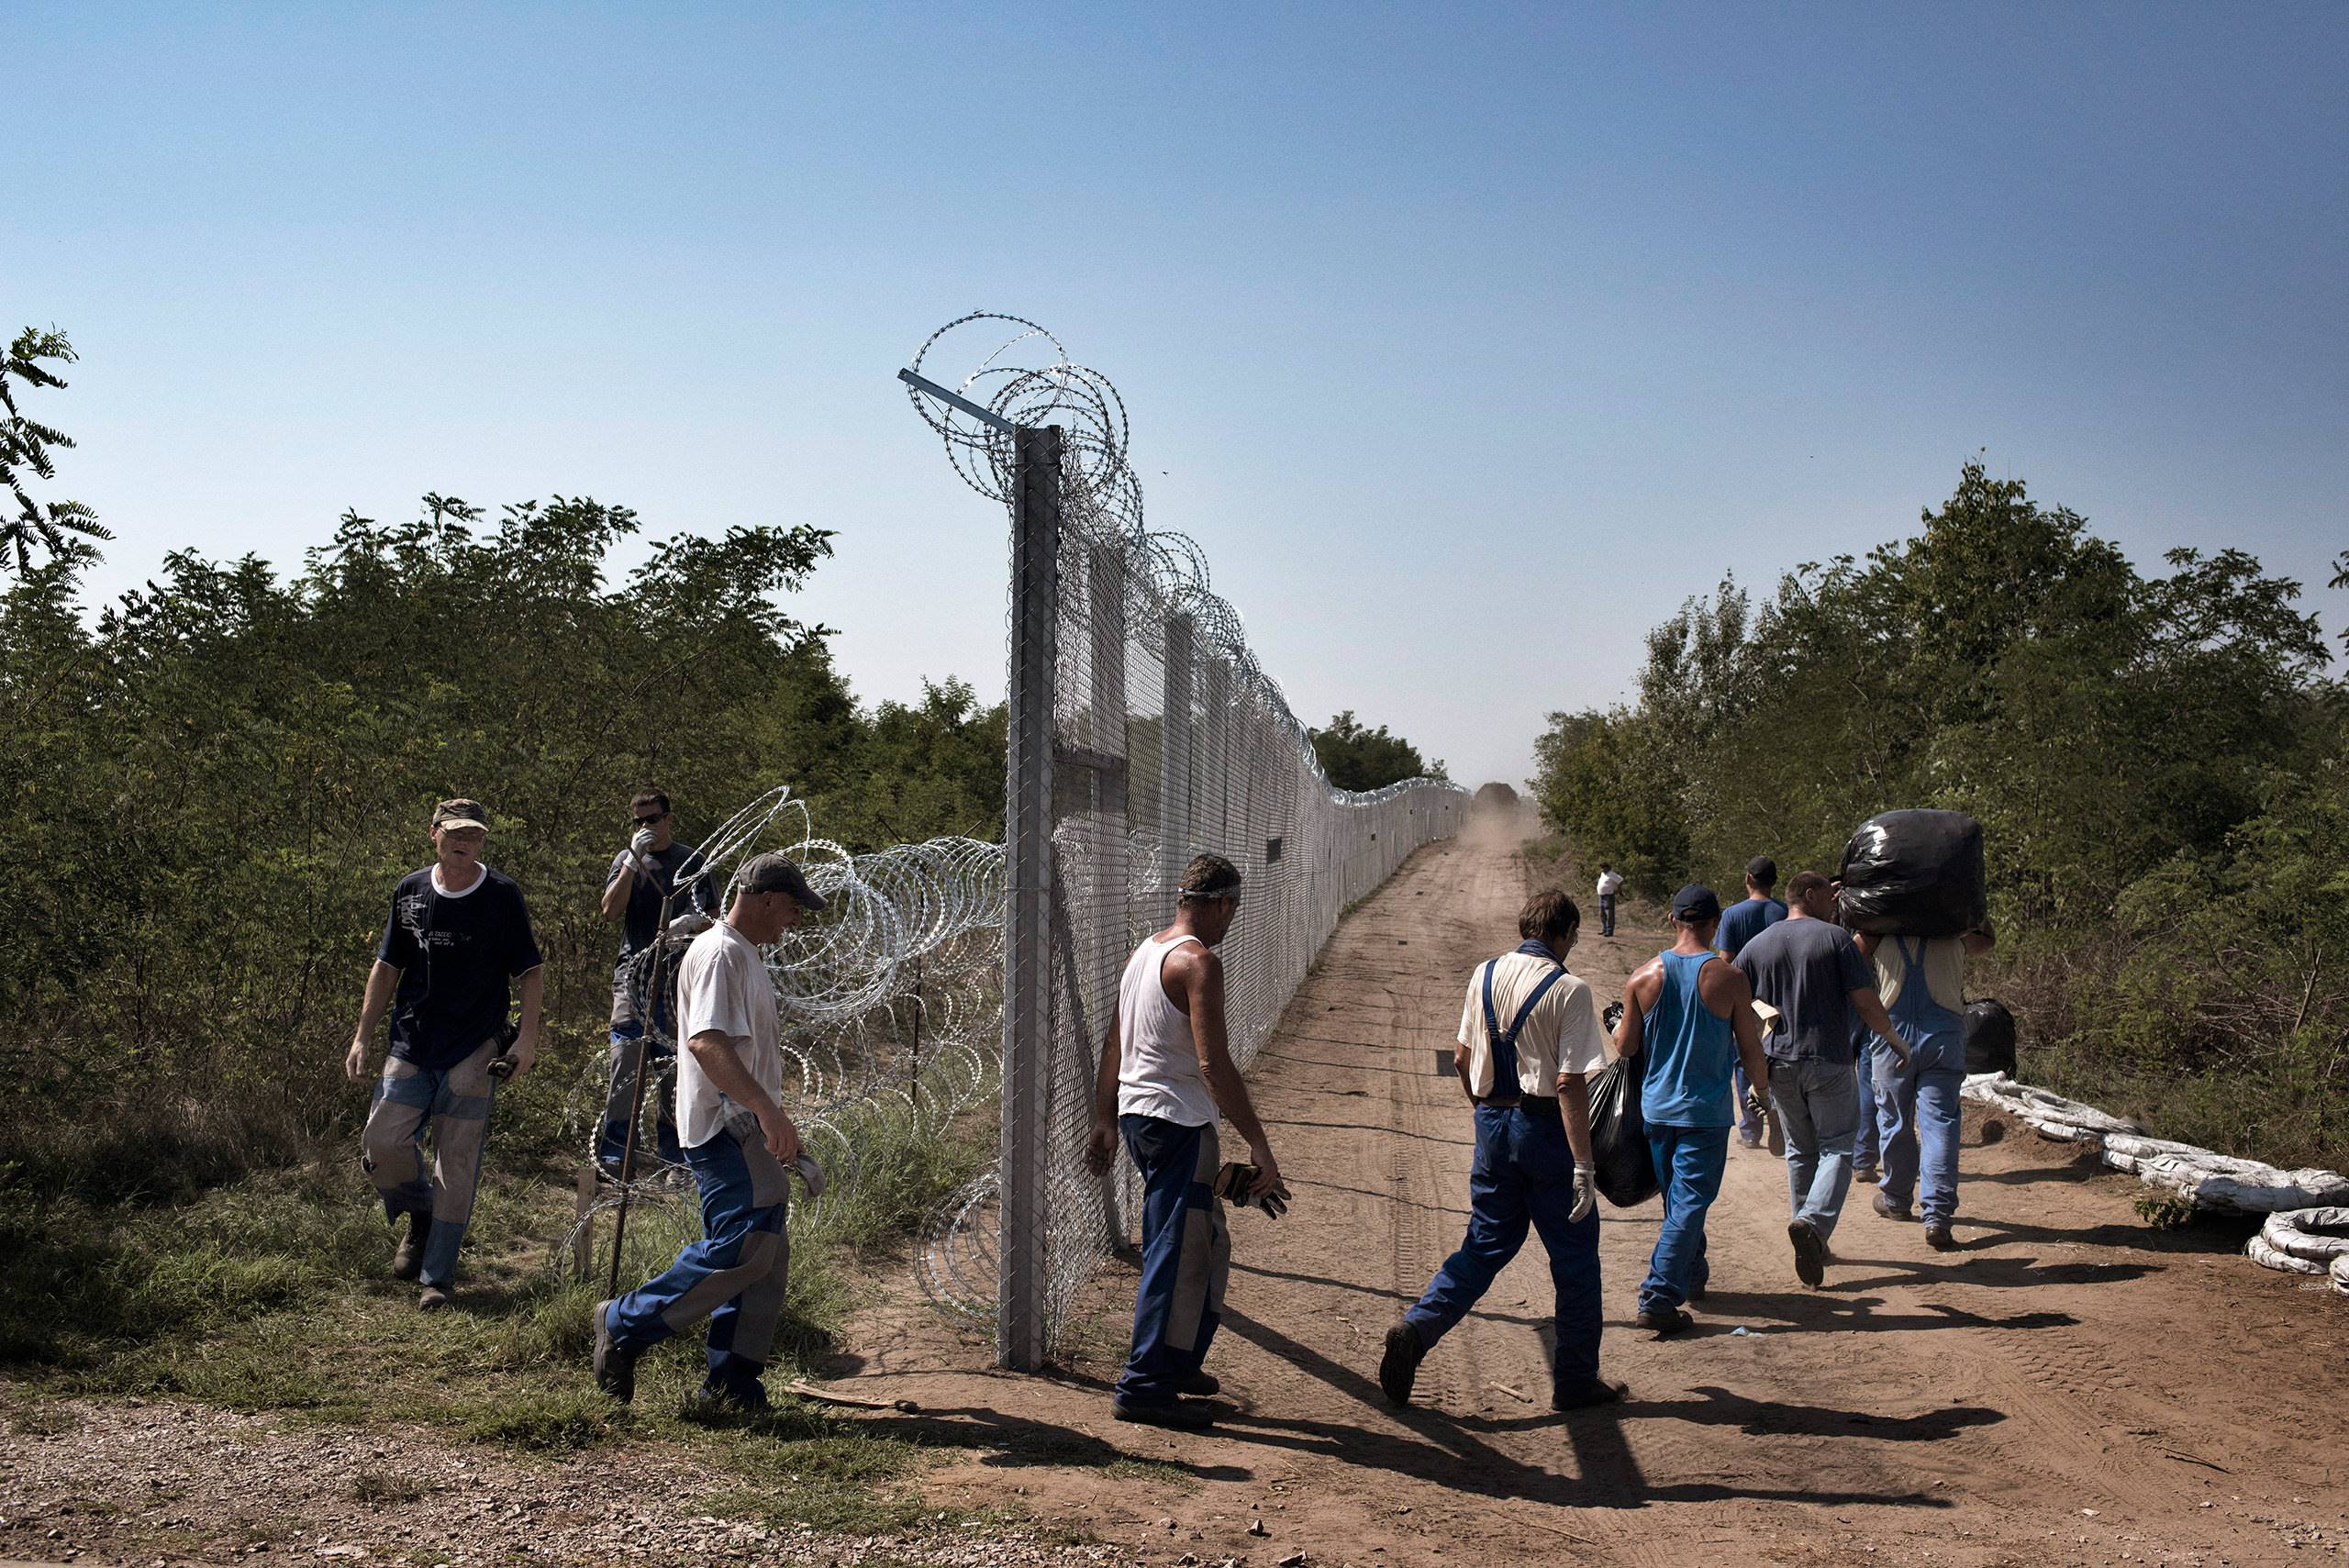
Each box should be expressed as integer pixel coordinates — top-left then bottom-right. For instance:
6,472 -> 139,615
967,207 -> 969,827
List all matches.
898,367 -> 1019,435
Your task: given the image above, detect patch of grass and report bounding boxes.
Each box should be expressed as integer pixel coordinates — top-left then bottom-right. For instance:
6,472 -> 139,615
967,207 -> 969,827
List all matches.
0,1385 -> 78,1435
1099,1456 -> 1200,1493
461,1388 -> 633,1451
352,1469 -> 427,1507
2133,1190 -> 2199,1229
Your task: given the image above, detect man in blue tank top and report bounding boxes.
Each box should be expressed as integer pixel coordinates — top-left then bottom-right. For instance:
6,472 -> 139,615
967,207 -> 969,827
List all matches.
1614,884 -> 1770,1336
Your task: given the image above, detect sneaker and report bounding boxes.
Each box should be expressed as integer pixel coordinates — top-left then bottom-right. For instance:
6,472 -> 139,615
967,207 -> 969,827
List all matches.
1377,1321 -> 1426,1407
1873,1191 -> 1913,1222
417,1284 -> 452,1311
1178,1371 -> 1220,1397
1552,1378 -> 1627,1410
1111,1396 -> 1216,1430
1923,1222 -> 1957,1252
1634,1304 -> 1693,1339
391,1211 -> 432,1281
592,1300 -> 638,1403
1788,1218 -> 1826,1289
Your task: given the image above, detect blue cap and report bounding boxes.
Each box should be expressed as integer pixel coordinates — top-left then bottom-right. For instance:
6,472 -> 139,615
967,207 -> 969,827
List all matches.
1671,884 -> 1721,923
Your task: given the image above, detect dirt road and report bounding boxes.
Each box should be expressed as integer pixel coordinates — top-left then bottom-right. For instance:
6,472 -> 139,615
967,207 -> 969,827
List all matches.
891,814 -> 2349,1566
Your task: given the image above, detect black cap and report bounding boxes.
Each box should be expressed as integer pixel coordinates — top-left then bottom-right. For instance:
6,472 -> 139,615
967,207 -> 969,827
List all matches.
737,852 -> 827,911
1746,855 -> 1777,887
1671,884 -> 1722,923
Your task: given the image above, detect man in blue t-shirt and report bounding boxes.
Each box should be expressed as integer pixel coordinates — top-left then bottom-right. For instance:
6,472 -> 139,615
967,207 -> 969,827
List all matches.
346,798 -> 544,1309
596,789 -> 716,1177
1733,872 -> 1906,1288
1715,856 -> 1787,1149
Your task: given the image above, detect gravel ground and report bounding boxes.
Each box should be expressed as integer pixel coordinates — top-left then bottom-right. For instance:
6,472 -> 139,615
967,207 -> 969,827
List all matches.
0,1398 -> 1122,1568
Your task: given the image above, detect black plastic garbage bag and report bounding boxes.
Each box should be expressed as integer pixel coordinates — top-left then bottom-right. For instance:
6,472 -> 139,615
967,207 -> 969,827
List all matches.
1838,809 -> 1987,938
1964,997 -> 2018,1077
1587,1001 -> 1659,1208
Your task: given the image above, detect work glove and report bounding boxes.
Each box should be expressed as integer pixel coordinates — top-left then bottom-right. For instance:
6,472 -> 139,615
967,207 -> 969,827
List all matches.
1570,1162 -> 1597,1224
628,828 -> 658,874
663,911 -> 713,942
790,1151 -> 827,1199
1212,1162 -> 1291,1218
1743,1082 -> 1769,1127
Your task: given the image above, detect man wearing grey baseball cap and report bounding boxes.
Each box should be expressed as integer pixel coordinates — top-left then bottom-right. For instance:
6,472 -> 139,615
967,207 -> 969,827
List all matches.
595,851 -> 827,1414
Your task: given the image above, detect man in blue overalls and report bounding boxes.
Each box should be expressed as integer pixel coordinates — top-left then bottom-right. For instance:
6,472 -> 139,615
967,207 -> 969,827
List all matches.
1856,922 -> 1994,1251
1614,884 -> 1771,1337
1379,889 -> 1620,1410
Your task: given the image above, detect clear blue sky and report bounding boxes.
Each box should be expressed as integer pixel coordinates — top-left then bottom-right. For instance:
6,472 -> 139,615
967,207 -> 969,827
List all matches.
15,3 -> 2346,791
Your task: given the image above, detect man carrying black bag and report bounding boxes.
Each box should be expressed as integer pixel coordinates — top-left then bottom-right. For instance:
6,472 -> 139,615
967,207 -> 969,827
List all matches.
1378,890 -> 1621,1411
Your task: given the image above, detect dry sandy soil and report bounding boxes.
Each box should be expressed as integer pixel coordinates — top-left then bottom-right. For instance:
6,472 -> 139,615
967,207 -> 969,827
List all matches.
10,812 -> 2349,1567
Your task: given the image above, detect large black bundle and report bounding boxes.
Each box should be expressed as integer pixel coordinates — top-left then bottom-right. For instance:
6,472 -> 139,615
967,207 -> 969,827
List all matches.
1588,1001 -> 1659,1207
1964,997 -> 2018,1077
1838,809 -> 1988,938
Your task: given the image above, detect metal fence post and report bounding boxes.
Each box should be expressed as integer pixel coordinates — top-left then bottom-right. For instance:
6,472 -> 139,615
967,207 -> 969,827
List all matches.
1160,610 -> 1195,898
1088,534 -> 1132,1245
999,423 -> 1062,1372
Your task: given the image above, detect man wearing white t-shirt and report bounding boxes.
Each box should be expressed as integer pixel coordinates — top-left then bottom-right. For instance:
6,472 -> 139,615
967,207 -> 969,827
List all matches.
594,853 -> 826,1413
1595,865 -> 1624,938
1379,888 -> 1622,1410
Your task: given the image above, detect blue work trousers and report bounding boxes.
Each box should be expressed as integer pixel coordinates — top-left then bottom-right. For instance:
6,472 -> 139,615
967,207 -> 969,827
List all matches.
598,1018 -> 684,1173
1853,1035 -> 1883,1171
1769,1058 -> 1859,1240
1118,1115 -> 1230,1406
1405,1101 -> 1603,1389
1639,1123 -> 1729,1314
606,1117 -> 791,1396
1876,1055 -> 1966,1226
1598,895 -> 1618,938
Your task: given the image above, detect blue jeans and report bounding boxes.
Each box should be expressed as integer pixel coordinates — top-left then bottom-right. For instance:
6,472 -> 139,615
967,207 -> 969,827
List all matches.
360,1038 -> 499,1289
1876,1053 -> 1965,1226
1598,895 -> 1617,937
606,1117 -> 791,1396
1639,1123 -> 1729,1313
1119,1115 -> 1229,1405
1853,1035 -> 1882,1171
598,1018 -> 684,1173
1405,1102 -> 1603,1389
1769,1058 -> 1859,1240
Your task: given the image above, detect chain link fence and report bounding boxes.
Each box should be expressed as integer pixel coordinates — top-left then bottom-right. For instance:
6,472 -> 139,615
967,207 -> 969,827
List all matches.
904,315 -> 1468,1366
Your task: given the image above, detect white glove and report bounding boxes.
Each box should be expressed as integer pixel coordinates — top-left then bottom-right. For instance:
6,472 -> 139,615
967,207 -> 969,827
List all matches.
662,911 -> 713,946
1570,1162 -> 1597,1224
627,828 -> 658,874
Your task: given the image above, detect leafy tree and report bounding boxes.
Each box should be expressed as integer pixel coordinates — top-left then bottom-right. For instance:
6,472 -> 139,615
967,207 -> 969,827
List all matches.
0,328 -> 111,573
1309,709 -> 1447,792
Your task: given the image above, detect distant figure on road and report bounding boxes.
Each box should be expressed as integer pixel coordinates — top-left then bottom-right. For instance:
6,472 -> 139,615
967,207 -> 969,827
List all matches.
1379,889 -> 1623,1412
1856,920 -> 1995,1251
1717,856 -> 1787,1149
1085,853 -> 1283,1430
1733,872 -> 1907,1288
1614,884 -> 1770,1337
1595,864 -> 1624,938
595,853 -> 827,1416
346,798 -> 544,1312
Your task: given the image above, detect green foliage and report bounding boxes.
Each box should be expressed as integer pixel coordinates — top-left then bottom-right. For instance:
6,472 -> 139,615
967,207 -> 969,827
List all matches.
1530,460 -> 2348,1171
0,326 -> 113,573
1309,708 -> 1447,792
462,1388 -> 635,1451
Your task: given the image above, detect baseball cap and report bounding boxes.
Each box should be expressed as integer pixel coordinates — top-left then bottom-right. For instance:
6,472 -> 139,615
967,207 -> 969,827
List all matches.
1746,855 -> 1777,886
432,798 -> 489,832
737,852 -> 828,911
1671,884 -> 1722,923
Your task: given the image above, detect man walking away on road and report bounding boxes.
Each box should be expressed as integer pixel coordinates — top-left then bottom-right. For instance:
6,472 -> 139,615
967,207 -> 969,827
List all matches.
1615,884 -> 1769,1337
1732,873 -> 1908,1287
596,854 -> 827,1415
1857,920 -> 1994,1251
347,798 -> 544,1311
596,789 -> 716,1178
1379,889 -> 1622,1412
1085,853 -> 1281,1430
1716,857 -> 1787,1150
1595,864 -> 1623,938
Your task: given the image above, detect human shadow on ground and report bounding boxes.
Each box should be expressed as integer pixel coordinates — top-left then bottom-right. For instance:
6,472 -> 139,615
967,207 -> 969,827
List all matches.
1459,1385 -> 2007,1442
1229,1260 -> 1546,1328
1212,1308 -> 1955,1512
813,1398 -> 1256,1484
1960,1214 -> 2254,1256
1627,1287 -> 2080,1336
1822,1252 -> 2155,1293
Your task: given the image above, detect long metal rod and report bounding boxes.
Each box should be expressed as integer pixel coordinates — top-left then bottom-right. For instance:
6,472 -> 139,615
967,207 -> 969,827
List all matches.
899,367 -> 1017,433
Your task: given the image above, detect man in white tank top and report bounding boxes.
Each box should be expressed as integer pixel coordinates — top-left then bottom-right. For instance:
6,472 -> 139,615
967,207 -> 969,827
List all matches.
1085,852 -> 1281,1429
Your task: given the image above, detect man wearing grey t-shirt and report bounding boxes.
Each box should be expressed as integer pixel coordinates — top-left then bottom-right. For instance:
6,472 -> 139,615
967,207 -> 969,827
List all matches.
594,853 -> 826,1414
1733,871 -> 1906,1288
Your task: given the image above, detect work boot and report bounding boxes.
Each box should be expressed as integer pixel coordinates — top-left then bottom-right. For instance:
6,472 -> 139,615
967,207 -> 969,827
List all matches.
1873,1191 -> 1913,1222
1923,1222 -> 1957,1252
417,1284 -> 452,1311
1377,1321 -> 1426,1407
1788,1218 -> 1826,1289
1112,1396 -> 1216,1430
592,1300 -> 638,1404
1852,1162 -> 1879,1185
1177,1371 -> 1220,1397
1552,1378 -> 1627,1411
1634,1304 -> 1693,1340
390,1211 -> 432,1281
